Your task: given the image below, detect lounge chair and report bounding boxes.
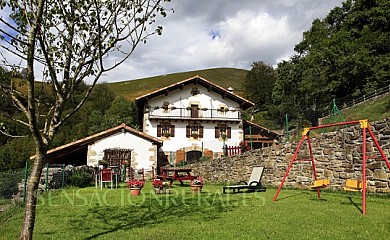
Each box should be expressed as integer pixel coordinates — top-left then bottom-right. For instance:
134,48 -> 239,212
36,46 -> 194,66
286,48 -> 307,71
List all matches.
223,167 -> 266,193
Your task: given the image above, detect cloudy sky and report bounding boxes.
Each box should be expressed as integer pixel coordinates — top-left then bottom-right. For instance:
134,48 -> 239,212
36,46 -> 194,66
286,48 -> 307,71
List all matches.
100,0 -> 344,83
0,0 -> 344,83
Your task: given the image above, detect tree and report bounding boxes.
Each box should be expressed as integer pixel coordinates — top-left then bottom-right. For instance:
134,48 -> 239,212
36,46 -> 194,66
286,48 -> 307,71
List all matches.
273,0 -> 390,126
244,61 -> 276,112
103,96 -> 138,128
0,0 -> 171,239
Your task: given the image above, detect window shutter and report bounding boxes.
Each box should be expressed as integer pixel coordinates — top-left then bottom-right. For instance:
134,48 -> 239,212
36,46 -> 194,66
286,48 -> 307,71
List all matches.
170,125 -> 175,137
199,126 -> 204,138
227,127 -> 231,138
186,125 -> 190,138
157,125 -> 162,137
215,126 -> 219,138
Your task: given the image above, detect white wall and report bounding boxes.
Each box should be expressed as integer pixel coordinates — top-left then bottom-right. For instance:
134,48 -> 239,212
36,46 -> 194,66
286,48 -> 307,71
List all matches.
142,83 -> 244,154
87,132 -> 157,171
154,121 -> 243,153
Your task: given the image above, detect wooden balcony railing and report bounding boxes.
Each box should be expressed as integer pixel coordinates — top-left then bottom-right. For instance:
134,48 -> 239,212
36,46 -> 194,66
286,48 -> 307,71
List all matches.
148,107 -> 241,120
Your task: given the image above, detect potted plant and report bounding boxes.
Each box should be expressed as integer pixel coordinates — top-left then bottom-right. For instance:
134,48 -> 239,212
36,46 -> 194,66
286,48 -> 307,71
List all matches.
98,160 -> 108,168
152,179 -> 170,194
190,177 -> 204,193
191,133 -> 199,139
127,179 -> 145,196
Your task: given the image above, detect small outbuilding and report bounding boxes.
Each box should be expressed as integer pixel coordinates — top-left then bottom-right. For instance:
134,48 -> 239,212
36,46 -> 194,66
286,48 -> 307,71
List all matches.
41,123 -> 163,173
242,120 -> 281,149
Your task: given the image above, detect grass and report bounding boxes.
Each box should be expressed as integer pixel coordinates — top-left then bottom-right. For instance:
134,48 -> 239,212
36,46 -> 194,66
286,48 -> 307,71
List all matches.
1,184 -> 390,240
340,94 -> 390,122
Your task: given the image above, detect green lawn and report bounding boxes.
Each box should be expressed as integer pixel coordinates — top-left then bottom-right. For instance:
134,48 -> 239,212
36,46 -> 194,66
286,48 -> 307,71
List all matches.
1,184 -> 390,240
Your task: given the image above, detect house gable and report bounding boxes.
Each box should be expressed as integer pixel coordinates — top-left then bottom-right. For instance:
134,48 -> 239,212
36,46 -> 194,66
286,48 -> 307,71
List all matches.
135,76 -> 254,129
36,123 -> 162,165
135,75 -> 254,108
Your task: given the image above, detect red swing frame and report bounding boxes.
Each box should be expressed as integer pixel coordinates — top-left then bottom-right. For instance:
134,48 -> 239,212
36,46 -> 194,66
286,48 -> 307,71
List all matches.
273,119 -> 390,215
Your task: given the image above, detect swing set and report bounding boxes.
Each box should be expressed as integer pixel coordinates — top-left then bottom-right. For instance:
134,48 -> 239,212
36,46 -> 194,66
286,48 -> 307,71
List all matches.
273,119 -> 390,215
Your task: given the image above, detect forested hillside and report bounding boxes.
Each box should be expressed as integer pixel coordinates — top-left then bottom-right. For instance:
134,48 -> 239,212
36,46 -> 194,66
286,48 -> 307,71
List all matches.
1,0 -> 390,172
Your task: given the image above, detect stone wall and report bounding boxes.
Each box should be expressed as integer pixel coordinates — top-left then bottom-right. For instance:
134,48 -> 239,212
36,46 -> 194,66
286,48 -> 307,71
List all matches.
189,119 -> 390,193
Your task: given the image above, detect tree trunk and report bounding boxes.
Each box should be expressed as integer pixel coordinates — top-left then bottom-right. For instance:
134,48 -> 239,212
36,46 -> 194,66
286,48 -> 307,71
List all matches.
19,149 -> 46,240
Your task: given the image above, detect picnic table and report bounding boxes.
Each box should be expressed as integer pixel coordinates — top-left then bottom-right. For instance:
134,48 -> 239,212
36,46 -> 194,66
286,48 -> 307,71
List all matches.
158,167 -> 197,186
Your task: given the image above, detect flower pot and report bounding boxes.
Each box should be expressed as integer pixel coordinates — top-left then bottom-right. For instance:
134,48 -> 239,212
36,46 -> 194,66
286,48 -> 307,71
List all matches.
190,184 -> 203,193
154,188 -> 170,194
130,188 -> 141,196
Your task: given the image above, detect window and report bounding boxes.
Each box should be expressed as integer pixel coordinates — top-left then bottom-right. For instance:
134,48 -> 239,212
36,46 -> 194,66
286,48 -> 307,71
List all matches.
191,87 -> 200,96
186,124 -> 203,139
157,123 -> 175,137
215,124 -> 231,139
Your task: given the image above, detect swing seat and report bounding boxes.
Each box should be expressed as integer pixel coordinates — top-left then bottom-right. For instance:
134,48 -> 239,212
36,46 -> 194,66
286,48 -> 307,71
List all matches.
310,178 -> 330,189
344,179 -> 365,192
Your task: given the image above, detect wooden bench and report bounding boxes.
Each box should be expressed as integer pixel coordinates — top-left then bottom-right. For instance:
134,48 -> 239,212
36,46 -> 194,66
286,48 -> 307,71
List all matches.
310,178 -> 330,189
344,179 -> 365,192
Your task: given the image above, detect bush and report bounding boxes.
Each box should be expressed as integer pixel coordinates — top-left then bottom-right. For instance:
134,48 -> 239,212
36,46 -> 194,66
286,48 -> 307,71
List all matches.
69,170 -> 93,188
0,170 -> 24,199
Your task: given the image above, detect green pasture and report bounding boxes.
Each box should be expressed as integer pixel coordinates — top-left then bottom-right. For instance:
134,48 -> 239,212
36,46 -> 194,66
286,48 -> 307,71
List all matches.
1,184 -> 390,240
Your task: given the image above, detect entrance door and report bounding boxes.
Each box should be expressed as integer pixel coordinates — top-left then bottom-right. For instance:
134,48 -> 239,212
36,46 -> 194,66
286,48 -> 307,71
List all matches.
186,150 -> 202,164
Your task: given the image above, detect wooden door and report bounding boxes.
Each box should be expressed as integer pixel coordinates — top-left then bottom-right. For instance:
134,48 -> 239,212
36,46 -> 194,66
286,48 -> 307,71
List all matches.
191,104 -> 199,118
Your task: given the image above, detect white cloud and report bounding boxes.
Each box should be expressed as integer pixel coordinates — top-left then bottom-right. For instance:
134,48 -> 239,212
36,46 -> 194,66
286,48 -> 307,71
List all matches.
1,0 -> 344,83
99,0 -> 343,83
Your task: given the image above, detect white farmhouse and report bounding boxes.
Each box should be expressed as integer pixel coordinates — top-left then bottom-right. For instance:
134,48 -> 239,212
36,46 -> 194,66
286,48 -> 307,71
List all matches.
135,76 -> 255,164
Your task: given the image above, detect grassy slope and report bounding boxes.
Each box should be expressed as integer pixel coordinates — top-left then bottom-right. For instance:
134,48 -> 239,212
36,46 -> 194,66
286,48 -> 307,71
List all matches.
107,68 -> 248,101
339,93 -> 390,122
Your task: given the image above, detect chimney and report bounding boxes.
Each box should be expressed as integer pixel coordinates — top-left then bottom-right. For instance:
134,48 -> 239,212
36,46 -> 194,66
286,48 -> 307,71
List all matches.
227,87 -> 234,93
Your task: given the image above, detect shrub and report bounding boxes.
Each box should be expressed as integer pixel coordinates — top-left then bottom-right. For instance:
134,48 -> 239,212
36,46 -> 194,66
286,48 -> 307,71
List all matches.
0,170 -> 24,199
69,170 -> 93,188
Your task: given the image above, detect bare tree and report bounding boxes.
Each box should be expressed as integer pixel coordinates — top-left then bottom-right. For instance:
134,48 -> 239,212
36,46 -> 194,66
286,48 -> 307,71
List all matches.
0,0 -> 171,239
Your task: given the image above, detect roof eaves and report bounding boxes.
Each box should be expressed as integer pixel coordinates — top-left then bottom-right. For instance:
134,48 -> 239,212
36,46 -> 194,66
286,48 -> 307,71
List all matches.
135,75 -> 254,107
32,124 -> 162,159
243,120 -> 282,136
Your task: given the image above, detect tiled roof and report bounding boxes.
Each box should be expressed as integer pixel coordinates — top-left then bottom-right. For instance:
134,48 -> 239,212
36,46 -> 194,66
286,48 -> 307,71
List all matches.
243,120 -> 282,137
32,123 -> 162,159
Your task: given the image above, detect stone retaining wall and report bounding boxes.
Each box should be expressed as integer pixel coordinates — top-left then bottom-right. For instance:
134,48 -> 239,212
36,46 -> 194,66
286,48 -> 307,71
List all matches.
189,119 -> 390,193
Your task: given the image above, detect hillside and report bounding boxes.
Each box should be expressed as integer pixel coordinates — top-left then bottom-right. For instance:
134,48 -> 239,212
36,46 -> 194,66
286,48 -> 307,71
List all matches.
107,66 -> 390,130
107,68 -> 248,100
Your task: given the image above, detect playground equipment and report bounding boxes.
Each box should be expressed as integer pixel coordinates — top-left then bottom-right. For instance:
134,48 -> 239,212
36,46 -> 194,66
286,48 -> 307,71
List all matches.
273,119 -> 390,215
309,179 -> 330,190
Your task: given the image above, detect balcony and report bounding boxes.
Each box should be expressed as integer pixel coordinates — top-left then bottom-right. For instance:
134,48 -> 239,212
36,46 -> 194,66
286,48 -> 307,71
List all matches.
147,107 -> 241,120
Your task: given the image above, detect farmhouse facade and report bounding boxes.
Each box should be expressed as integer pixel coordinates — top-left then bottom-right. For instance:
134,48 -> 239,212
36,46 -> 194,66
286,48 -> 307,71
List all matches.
135,75 -> 257,163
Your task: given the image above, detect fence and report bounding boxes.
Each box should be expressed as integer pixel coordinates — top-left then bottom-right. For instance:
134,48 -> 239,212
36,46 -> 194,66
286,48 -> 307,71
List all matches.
320,84 -> 390,119
223,145 -> 251,156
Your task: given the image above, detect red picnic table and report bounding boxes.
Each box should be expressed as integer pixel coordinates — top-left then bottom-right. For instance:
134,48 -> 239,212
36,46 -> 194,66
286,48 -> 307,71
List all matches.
158,167 -> 198,186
